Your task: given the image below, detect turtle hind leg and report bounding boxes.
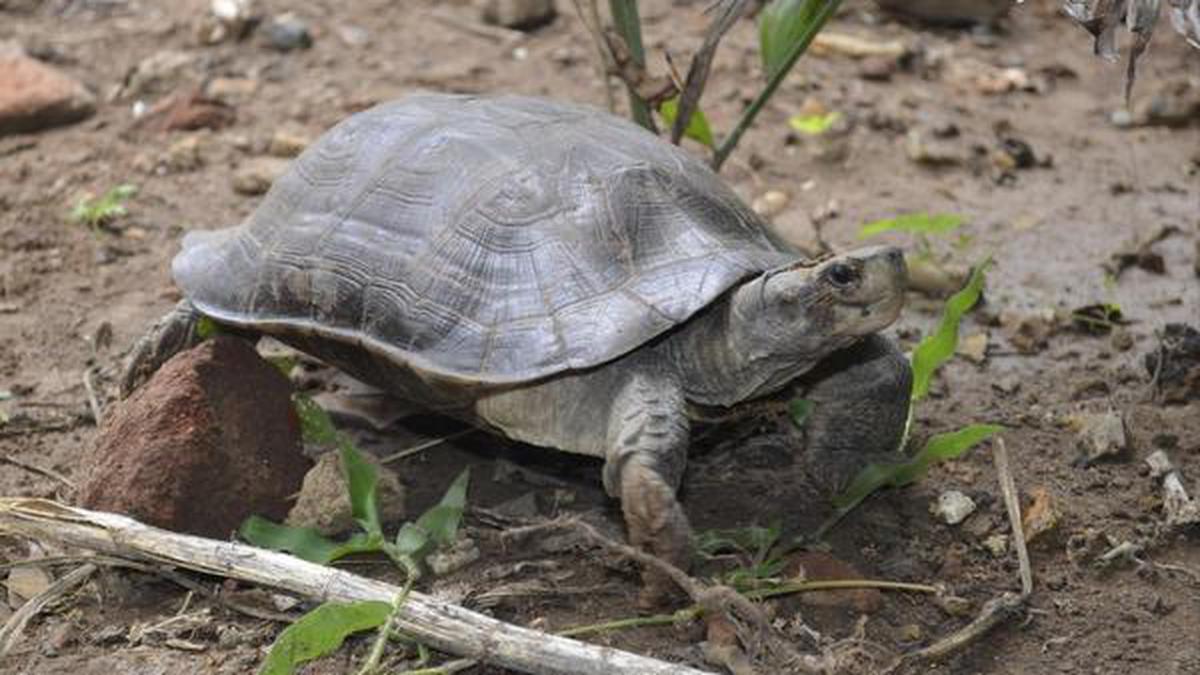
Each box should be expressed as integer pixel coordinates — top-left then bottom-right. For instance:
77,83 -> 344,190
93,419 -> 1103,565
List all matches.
603,370 -> 692,609
799,333 -> 914,495
119,300 -> 207,398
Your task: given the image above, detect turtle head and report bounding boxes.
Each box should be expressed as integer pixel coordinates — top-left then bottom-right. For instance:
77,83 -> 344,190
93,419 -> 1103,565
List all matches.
720,245 -> 907,400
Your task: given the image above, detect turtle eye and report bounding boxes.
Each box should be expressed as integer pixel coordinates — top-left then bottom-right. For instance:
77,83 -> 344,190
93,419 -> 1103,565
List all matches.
826,262 -> 859,288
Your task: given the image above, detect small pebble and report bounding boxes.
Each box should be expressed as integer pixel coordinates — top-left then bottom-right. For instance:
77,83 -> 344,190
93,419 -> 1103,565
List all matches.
751,189 -> 790,220
1076,410 -> 1127,462
1144,449 -> 1173,479
934,490 -> 977,525
263,13 -> 313,51
427,538 -> 481,576
983,533 -> 1009,557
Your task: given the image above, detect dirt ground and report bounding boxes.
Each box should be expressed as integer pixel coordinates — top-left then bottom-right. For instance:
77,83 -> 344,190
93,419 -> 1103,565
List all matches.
2,0 -> 1199,673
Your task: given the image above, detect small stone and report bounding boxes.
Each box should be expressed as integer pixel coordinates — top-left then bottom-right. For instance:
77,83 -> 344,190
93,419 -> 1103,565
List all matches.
992,375 -> 1021,395
0,43 -> 96,135
165,134 -> 205,172
906,129 -> 964,165
751,189 -> 790,220
232,157 -> 290,195
492,491 -> 540,519
427,538 -> 481,576
482,0 -> 557,30
267,129 -> 310,158
286,449 -> 406,535
957,332 -> 989,364
79,337 -> 309,537
1163,472 -> 1200,527
1075,410 -> 1127,462
6,566 -> 52,607
934,490 -> 976,525
898,623 -> 923,642
906,255 -> 968,297
125,50 -> 196,98
1000,309 -> 1058,354
263,13 -> 313,51
1022,487 -> 1061,544
858,56 -> 897,81
982,533 -> 1009,557
204,77 -> 259,102
1110,328 -> 1134,352
1144,450 -> 1174,479
1110,108 -> 1134,128
783,551 -> 883,613
336,24 -> 370,47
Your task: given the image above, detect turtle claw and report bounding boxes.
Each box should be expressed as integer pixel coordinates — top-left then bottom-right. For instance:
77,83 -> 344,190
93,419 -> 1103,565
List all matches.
619,458 -> 692,608
120,301 -> 204,398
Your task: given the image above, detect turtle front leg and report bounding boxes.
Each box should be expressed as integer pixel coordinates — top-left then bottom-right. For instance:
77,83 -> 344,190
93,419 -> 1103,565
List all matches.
799,333 -> 913,495
120,300 -> 206,398
603,371 -> 692,608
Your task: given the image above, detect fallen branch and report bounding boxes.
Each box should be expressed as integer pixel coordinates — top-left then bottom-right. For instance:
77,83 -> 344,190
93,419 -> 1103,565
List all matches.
0,498 -> 712,675
0,563 -> 96,656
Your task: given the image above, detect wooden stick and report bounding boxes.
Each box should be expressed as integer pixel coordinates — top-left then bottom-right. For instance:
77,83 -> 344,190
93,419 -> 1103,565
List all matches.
0,498 -> 712,675
0,563 -> 96,656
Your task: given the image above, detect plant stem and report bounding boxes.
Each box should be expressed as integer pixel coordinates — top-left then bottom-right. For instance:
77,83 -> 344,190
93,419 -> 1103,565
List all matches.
558,578 -> 938,638
357,577 -> 415,675
608,0 -> 656,132
712,0 -> 842,170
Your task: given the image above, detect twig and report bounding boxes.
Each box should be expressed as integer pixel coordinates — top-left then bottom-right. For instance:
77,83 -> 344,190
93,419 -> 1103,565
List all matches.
671,0 -> 750,145
82,367 -> 103,426
895,436 -> 1032,668
397,658 -> 478,675
0,563 -> 96,656
712,0 -> 843,170
0,455 -> 75,490
994,437 -> 1033,597
0,498 -> 712,675
358,577 -> 415,675
572,0 -> 618,112
424,7 -> 526,46
379,429 -> 476,465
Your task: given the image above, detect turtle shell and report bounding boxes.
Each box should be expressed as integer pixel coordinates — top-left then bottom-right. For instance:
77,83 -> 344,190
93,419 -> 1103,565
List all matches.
174,94 -> 800,385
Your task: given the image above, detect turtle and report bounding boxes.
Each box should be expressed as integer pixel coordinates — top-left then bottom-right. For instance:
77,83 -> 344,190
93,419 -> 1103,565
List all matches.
123,93 -> 911,605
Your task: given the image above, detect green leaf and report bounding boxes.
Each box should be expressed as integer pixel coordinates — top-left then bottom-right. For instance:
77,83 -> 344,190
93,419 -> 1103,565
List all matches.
788,111 -> 840,135
910,258 -> 991,400
832,424 -> 1003,510
393,468 -> 470,559
658,97 -> 715,148
340,442 -> 382,536
238,516 -> 381,564
695,523 -> 781,559
292,394 -> 341,447
69,183 -> 138,227
759,0 -> 825,80
857,213 -> 965,239
194,316 -> 222,341
258,601 -> 391,675
789,398 -> 813,428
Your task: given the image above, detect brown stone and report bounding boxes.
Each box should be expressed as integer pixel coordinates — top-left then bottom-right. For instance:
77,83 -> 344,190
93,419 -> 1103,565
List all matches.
78,336 -> 311,538
0,43 -> 95,135
783,551 -> 883,613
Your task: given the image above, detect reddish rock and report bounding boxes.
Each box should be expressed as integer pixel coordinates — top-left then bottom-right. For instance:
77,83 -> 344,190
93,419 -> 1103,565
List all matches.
783,551 -> 883,613
78,336 -> 310,538
0,42 -> 96,135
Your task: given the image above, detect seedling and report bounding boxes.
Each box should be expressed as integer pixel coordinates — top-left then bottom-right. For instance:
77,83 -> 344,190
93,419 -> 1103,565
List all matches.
69,183 -> 137,229
695,522 -> 788,591
242,396 -> 471,675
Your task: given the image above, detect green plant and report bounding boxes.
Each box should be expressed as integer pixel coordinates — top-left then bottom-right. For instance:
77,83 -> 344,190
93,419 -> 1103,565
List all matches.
597,0 -> 843,170
69,183 -> 137,229
695,522 -> 788,591
242,395 -> 471,674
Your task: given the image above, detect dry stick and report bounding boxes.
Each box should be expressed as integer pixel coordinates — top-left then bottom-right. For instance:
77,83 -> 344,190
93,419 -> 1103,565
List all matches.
379,429 -> 476,465
670,0 -> 750,145
572,0 -> 618,112
0,455 -> 74,490
82,367 -> 103,427
902,437 -> 1032,665
0,563 -> 96,656
0,499 -> 714,675
424,7 -> 526,46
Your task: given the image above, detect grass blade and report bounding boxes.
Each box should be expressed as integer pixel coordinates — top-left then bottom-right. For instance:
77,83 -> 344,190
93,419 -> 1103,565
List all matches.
857,213 -> 965,239
910,258 -> 991,401
832,424 -> 1003,510
238,516 -> 380,564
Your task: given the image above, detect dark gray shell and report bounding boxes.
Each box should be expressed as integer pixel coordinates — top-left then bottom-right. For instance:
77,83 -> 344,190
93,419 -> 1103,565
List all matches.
175,94 -> 799,384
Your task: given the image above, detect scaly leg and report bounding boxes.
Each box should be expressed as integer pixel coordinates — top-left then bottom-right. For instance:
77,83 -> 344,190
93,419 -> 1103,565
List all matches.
602,371 -> 692,608
799,334 -> 913,495
119,300 -> 206,398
